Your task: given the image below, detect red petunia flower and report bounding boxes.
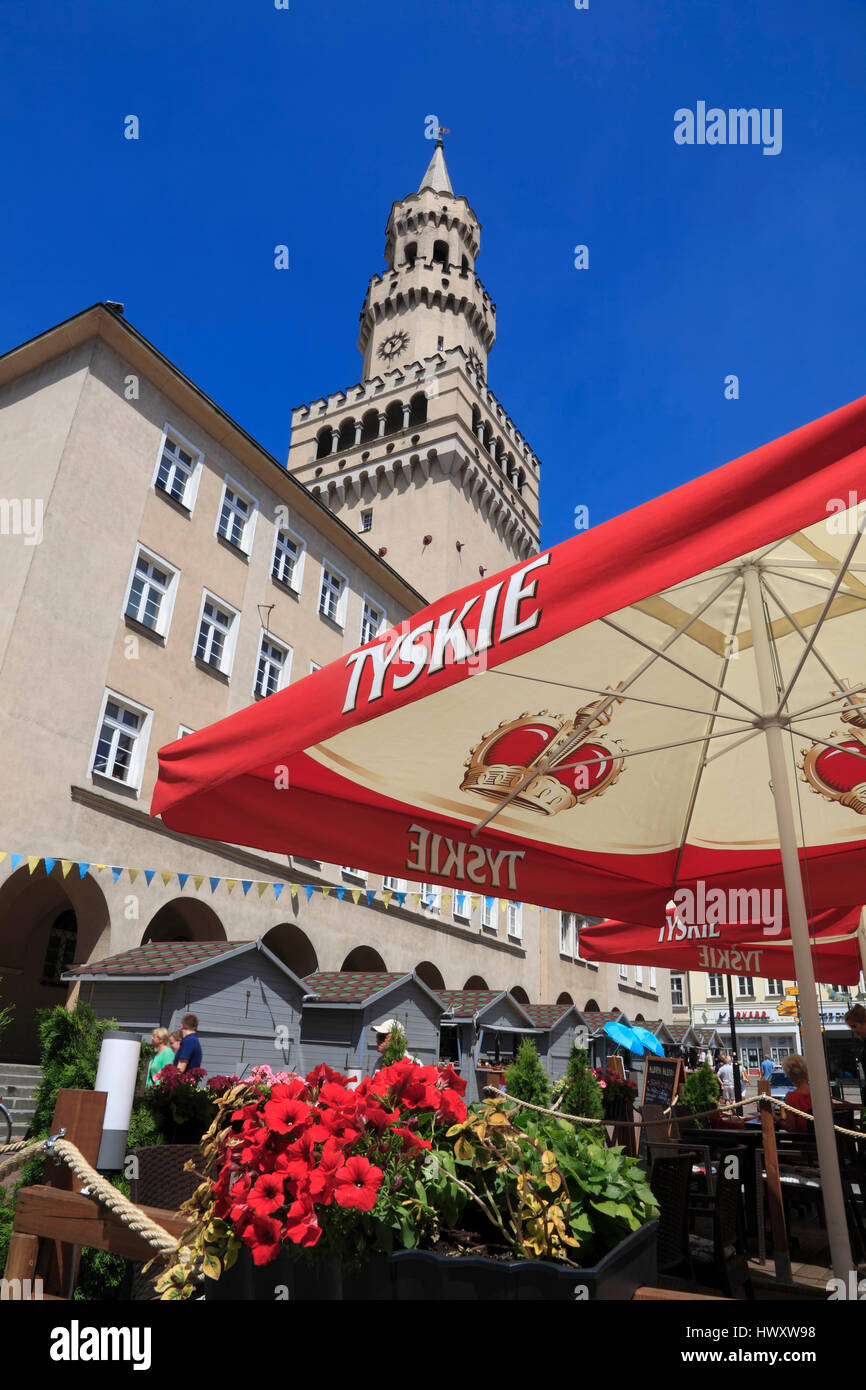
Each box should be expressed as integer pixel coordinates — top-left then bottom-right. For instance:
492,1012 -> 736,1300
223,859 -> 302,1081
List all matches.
436,1088 -> 468,1124
247,1171 -> 286,1216
284,1193 -> 321,1247
242,1211 -> 284,1265
263,1096 -> 311,1135
333,1155 -> 384,1212
305,1062 -> 350,1090
393,1126 -> 432,1154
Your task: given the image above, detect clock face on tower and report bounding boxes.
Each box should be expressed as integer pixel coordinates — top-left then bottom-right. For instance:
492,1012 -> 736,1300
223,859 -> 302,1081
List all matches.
378,330 -> 410,362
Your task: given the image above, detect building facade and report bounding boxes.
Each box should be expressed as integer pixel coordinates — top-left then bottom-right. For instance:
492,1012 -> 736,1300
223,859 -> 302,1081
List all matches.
0,144 -> 672,1061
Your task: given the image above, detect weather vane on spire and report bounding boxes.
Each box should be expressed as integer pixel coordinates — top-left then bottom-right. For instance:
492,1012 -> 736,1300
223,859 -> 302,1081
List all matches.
424,115 -> 451,144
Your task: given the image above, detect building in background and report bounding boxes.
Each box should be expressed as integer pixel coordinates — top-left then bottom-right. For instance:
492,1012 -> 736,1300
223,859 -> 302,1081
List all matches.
0,145 -> 671,1061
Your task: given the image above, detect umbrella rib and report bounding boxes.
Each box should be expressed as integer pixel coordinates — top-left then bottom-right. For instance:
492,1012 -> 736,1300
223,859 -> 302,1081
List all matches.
759,575 -> 853,704
787,683 -> 866,723
488,669 -> 753,725
702,728 -> 762,764
670,579 -> 748,881
762,567 -> 866,600
599,617 -> 761,717
775,518 -> 866,713
472,571 -> 745,835
551,724 -> 763,772
787,729 -> 866,763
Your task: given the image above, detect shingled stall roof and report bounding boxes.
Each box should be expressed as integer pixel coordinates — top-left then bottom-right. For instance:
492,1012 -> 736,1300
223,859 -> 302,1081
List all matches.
63,939 -> 255,980
665,1022 -> 699,1045
525,1003 -> 575,1028
436,989 -> 539,1028
579,1009 -> 626,1035
630,1018 -> 676,1043
302,971 -> 446,1012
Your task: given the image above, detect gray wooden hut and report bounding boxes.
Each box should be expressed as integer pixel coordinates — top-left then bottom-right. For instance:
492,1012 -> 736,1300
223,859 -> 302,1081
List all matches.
63,938 -> 308,1076
300,971 -> 445,1075
524,1003 -> 583,1083
436,988 -> 547,1103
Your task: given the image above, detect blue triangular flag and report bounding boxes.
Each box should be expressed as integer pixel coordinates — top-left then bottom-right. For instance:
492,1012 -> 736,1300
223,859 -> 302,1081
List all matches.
111,867 -> 123,883
144,870 -> 156,886
44,857 -> 56,876
485,896 -> 494,911
241,880 -> 253,896
209,877 -> 220,893
274,883 -> 284,900
177,873 -> 189,890
366,889 -> 376,907
78,862 -> 90,878
304,884 -> 316,901
395,892 -> 406,908
11,854 -> 23,871
335,887 -> 345,901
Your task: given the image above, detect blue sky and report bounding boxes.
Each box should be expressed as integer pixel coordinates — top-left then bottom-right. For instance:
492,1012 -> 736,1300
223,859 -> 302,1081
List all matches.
2,0 -> 864,551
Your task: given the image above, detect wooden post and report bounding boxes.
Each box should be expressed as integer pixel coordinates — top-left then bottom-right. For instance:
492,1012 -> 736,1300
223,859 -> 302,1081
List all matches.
3,1088 -> 106,1299
758,1077 -> 792,1284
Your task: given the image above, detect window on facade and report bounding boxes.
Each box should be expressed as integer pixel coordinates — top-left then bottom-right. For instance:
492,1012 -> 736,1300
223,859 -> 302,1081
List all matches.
318,566 -> 345,624
453,891 -> 470,921
309,662 -> 322,675
217,482 -> 255,552
560,911 -> 574,956
432,240 -> 448,268
177,725 -> 195,739
92,695 -> 148,786
707,974 -> 725,999
41,910 -> 77,987
649,967 -> 657,990
404,242 -> 417,269
420,883 -> 441,912
481,897 -> 497,933
383,875 -> 406,892
360,600 -> 383,646
635,964 -> 644,986
155,434 -> 198,507
506,902 -> 523,941
342,866 -> 367,882
254,636 -> 289,698
360,509 -> 373,533
195,597 -> 236,673
766,979 -> 784,996
670,973 -> 685,1007
736,976 -> 755,998
125,550 -> 175,634
273,530 -> 302,591
619,963 -> 628,980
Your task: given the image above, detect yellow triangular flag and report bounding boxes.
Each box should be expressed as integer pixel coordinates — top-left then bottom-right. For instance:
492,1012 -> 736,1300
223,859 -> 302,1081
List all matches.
442,892 -> 452,912
321,886 -> 331,898
128,868 -> 140,885
382,889 -> 392,909
257,882 -> 269,898
193,875 -> 204,891
225,879 -> 237,894
28,856 -> 40,874
0,852 -> 6,865
161,871 -> 173,886
351,889 -> 362,905
61,860 -> 74,879
471,895 -> 480,910
290,884 -> 299,901
411,893 -> 421,909
94,863 -> 108,873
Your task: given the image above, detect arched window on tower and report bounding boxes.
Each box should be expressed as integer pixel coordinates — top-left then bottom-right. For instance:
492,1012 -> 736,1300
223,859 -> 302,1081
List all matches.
461,254 -> 470,273
408,392 -> 427,427
315,427 -> 333,460
360,409 -> 379,444
384,400 -> 404,435
482,424 -> 494,454
41,909 -> 77,987
405,241 -> 417,269
516,468 -> 526,495
432,240 -> 449,270
472,405 -> 482,439
337,418 -> 355,452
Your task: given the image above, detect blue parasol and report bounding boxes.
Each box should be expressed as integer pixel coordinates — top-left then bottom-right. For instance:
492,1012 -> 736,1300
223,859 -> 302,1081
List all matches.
630,1026 -> 665,1057
603,1020 -> 645,1055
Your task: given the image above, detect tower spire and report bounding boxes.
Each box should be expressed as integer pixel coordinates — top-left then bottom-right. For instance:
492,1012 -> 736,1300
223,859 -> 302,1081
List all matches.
418,137 -> 453,195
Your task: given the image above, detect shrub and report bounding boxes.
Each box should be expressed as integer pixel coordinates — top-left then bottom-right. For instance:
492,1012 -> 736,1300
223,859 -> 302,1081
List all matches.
505,1038 -> 551,1107
381,1021 -> 407,1066
31,1001 -> 117,1135
559,1045 -> 604,1132
680,1061 -> 721,1129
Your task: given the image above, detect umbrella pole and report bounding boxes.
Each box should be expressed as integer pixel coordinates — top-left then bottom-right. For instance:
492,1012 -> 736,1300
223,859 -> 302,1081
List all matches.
726,975 -> 743,1102
744,563 -> 853,1278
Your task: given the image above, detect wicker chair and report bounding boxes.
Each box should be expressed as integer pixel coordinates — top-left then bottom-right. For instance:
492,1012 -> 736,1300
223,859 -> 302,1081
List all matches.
648,1152 -> 694,1282
129,1144 -> 204,1213
688,1144 -> 754,1299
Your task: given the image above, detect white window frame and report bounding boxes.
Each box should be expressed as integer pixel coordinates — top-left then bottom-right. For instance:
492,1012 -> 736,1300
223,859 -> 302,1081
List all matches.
707,974 -> 725,999
481,896 -> 498,933
383,875 -> 406,893
253,633 -> 292,699
736,976 -> 755,999
765,979 -> 784,996
151,424 -> 203,512
89,689 -> 153,794
560,911 -> 574,958
619,963 -> 628,980
649,967 -> 657,991
670,973 -> 685,1008
177,724 -> 195,739
453,890 -> 471,922
506,901 -> 523,942
272,526 -> 307,595
215,474 -> 259,556
192,590 -> 240,677
318,561 -> 349,628
420,883 -> 441,913
122,545 -> 179,639
635,964 -> 644,986
310,661 -> 322,674
360,594 -> 386,647
359,508 -> 373,534
342,866 -> 367,882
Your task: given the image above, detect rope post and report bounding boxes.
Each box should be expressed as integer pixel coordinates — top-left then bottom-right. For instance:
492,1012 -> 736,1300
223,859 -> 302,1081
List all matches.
758,1077 -> 792,1284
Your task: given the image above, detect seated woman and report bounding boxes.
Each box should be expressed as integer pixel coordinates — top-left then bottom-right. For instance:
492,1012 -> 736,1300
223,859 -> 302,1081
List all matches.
779,1053 -> 812,1133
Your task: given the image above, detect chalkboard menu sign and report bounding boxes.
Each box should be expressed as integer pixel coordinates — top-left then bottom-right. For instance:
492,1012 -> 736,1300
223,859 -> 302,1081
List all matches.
638,1056 -> 683,1146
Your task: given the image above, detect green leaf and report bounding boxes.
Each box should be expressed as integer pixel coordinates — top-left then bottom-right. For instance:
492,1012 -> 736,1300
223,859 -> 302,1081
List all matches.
202,1251 -> 222,1281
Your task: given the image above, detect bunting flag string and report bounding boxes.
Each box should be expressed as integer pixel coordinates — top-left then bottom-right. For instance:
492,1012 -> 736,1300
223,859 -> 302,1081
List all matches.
0,849 -> 531,917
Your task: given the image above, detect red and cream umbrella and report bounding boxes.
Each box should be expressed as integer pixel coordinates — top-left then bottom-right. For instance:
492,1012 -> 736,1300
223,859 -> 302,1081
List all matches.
579,904 -> 865,986
153,392 -> 866,1275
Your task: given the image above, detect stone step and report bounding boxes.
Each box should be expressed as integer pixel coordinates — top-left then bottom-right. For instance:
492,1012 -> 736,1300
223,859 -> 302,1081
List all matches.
3,1093 -> 38,1111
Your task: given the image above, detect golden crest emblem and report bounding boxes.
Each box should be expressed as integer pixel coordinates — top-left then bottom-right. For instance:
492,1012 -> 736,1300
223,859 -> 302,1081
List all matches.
801,680 -> 866,815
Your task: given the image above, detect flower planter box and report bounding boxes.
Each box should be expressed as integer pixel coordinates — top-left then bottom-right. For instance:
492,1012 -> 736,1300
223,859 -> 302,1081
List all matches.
205,1220 -> 657,1301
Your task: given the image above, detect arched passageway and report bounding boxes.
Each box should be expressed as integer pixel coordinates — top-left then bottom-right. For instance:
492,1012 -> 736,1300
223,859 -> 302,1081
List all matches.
341,945 -> 387,972
262,924 -> 318,980
142,898 -> 227,944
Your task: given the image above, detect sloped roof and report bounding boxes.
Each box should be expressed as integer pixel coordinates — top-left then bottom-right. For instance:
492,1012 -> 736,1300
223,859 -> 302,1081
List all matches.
418,140 -> 453,194
525,1003 -> 573,1028
580,1009 -> 623,1033
304,971 -> 407,1004
63,940 -> 250,978
666,1022 -> 696,1043
437,988 -> 500,1017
